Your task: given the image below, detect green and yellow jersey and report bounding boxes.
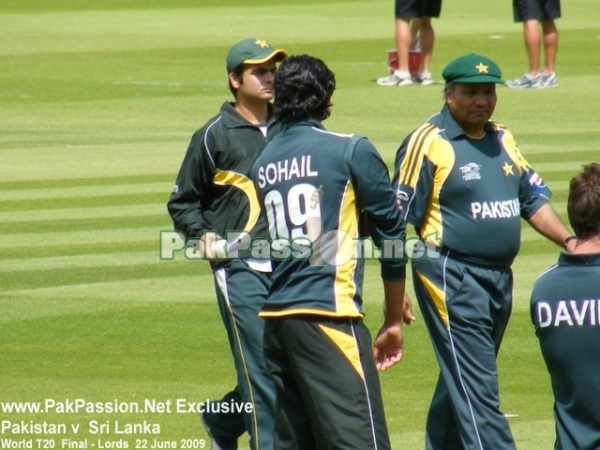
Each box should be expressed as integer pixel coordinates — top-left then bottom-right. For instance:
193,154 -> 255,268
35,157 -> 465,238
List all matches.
168,101 -> 277,243
393,105 -> 551,267
253,120 -> 406,318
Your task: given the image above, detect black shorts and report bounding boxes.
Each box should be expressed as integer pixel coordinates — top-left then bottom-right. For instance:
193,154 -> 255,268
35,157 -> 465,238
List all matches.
395,0 -> 442,19
513,0 -> 561,21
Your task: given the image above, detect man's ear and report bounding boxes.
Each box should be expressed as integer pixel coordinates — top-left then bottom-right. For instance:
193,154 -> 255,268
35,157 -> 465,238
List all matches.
229,71 -> 242,89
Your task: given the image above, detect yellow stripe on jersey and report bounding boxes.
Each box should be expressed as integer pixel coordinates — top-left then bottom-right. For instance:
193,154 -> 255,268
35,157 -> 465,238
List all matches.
335,181 -> 360,316
213,169 -> 261,232
492,124 -> 531,174
318,324 -> 365,380
419,139 -> 456,245
399,123 -> 438,188
259,308 -> 364,318
415,270 -> 449,329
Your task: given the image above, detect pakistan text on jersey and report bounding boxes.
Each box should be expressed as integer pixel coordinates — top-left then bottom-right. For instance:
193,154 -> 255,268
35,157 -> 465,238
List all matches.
470,198 -> 519,219
256,155 -> 319,188
534,299 -> 600,328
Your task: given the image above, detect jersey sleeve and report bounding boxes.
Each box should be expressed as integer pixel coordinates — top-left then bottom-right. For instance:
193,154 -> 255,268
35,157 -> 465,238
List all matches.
392,126 -> 437,228
499,128 -> 553,219
348,137 -> 406,281
167,128 -> 216,239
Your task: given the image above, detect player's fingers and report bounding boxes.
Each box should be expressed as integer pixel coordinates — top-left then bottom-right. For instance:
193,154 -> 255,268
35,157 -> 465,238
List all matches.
376,351 -> 402,371
403,293 -> 417,325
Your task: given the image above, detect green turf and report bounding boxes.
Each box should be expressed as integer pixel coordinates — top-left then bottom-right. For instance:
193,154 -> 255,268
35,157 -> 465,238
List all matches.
1,0 -> 599,448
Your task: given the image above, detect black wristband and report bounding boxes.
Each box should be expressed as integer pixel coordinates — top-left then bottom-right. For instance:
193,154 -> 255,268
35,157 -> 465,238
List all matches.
563,235 -> 576,248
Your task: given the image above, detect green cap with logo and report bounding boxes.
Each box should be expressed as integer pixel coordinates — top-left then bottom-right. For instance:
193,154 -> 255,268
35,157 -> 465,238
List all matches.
226,38 -> 288,73
442,53 -> 503,84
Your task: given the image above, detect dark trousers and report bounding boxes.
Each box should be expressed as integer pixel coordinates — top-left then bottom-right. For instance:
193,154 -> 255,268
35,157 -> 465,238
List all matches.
264,316 -> 391,450
412,254 -> 516,450
204,259 -> 275,450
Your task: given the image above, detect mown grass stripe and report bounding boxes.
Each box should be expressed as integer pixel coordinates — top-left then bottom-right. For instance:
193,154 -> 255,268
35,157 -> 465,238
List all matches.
0,182 -> 171,202
0,260 -> 199,292
0,240 -> 156,260
0,214 -> 170,234
0,192 -> 170,212
0,203 -> 168,223
525,150 -> 598,164
0,226 -> 162,248
531,161 -> 594,174
0,173 -> 175,191
0,251 -> 163,272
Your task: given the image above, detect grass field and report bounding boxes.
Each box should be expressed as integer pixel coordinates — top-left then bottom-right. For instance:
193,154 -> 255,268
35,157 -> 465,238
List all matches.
1,0 -> 599,448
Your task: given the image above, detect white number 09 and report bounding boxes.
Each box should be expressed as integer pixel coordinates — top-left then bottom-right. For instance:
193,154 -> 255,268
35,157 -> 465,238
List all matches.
263,183 -> 320,240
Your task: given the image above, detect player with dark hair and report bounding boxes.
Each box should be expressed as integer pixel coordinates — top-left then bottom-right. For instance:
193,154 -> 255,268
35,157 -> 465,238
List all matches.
531,163 -> 600,450
393,53 -> 574,449
253,54 -> 413,449
167,38 -> 287,450
506,0 -> 561,89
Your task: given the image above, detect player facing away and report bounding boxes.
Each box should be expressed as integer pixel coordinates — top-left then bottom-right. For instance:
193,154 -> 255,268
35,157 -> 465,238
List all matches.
393,53 -> 574,449
531,163 -> 600,450
253,54 -> 413,450
167,38 -> 287,450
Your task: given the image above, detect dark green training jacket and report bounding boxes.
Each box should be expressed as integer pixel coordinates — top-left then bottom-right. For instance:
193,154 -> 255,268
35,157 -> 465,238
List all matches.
168,101 -> 278,246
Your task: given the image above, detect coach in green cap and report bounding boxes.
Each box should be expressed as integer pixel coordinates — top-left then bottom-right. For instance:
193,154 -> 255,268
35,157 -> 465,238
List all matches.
392,53 -> 574,449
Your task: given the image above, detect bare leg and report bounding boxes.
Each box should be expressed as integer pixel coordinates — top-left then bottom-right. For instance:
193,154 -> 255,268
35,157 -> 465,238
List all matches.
418,17 -> 434,74
410,18 -> 420,49
394,18 -> 412,72
541,20 -> 558,74
523,20 -> 541,76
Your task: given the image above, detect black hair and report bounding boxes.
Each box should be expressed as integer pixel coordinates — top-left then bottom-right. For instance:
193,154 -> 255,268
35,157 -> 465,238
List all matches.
228,64 -> 244,98
273,54 -> 336,124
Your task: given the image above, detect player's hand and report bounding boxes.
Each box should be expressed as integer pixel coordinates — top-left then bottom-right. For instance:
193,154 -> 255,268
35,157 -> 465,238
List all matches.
201,232 -> 224,261
403,293 -> 417,325
373,322 -> 404,372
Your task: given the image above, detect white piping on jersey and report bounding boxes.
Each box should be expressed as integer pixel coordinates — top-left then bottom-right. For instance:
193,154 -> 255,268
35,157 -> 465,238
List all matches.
214,267 -> 261,448
311,126 -> 353,138
425,111 -> 441,123
535,263 -> 559,281
203,115 -> 223,168
442,252 -> 485,449
349,321 -> 380,450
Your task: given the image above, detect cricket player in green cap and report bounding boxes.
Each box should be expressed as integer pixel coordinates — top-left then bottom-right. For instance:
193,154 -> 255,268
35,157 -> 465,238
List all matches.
392,53 -> 575,449
167,38 -> 287,450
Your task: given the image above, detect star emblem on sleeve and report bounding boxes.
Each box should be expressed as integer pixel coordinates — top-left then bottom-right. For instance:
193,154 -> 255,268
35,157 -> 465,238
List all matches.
475,63 -> 489,73
255,39 -> 269,48
502,162 -> 514,176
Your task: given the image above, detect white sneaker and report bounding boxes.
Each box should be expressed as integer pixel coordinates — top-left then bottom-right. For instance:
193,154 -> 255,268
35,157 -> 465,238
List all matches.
530,72 -> 558,89
417,71 -> 434,86
377,70 -> 413,86
505,72 -> 542,89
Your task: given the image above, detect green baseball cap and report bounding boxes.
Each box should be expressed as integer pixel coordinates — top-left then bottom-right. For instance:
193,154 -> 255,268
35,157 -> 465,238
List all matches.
226,38 -> 288,73
442,54 -> 503,84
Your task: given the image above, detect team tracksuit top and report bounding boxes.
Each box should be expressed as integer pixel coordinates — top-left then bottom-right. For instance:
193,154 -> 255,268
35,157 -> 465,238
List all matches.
393,105 -> 551,267
167,101 -> 276,249
253,120 -> 407,318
